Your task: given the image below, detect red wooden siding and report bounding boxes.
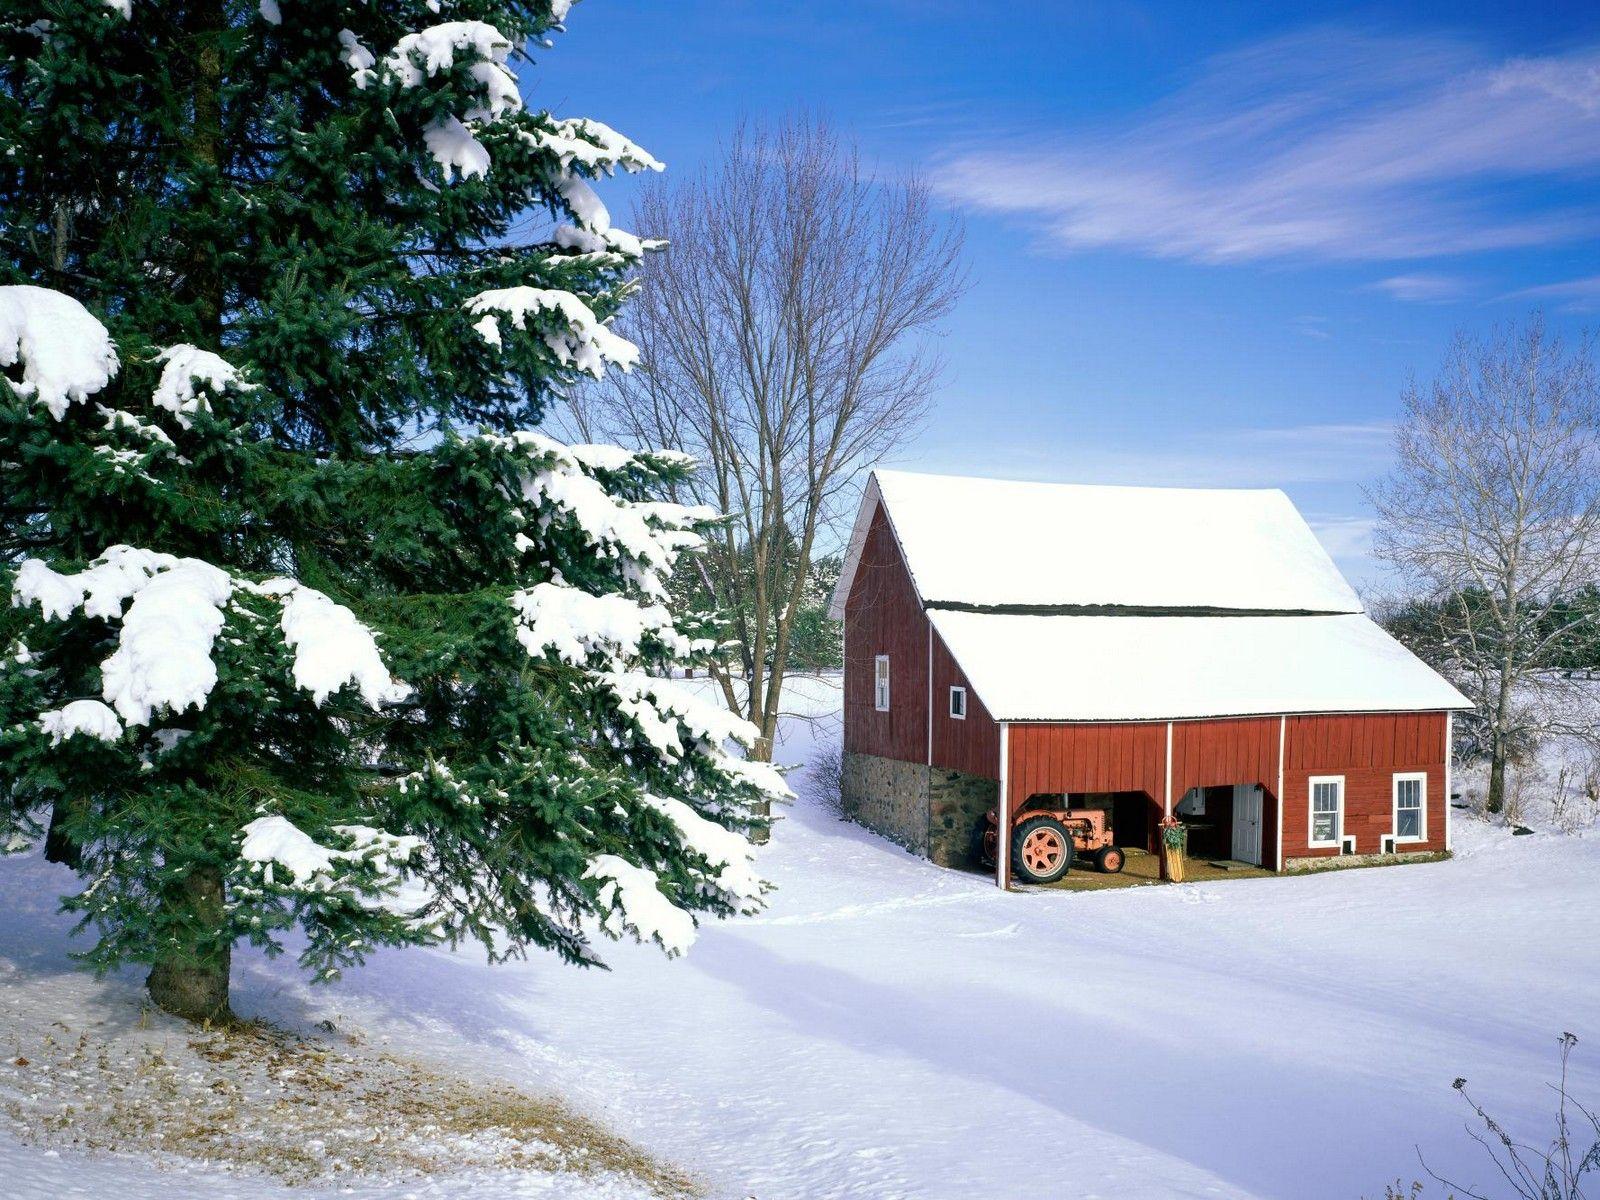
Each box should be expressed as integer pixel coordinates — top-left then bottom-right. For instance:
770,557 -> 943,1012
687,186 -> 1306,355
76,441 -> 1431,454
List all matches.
1004,712 -> 1447,870
1007,722 -> 1167,807
930,629 -> 999,779
842,502 -> 928,762
1170,716 -> 1283,870
1169,717 -> 1278,798
1283,712 -> 1447,859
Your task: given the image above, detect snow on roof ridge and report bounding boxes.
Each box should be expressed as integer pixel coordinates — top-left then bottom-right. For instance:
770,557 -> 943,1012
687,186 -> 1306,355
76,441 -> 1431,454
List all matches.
871,466 -> 1290,499
829,466 -> 1364,618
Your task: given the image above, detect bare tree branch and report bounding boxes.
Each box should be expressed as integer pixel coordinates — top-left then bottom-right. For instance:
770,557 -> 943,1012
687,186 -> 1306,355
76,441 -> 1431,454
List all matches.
1370,318 -> 1600,812
555,114 -> 965,786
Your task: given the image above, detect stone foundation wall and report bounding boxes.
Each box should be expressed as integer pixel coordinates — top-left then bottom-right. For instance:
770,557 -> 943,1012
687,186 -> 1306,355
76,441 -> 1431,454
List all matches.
1284,848 -> 1449,873
928,767 -> 1001,869
842,752 -> 930,856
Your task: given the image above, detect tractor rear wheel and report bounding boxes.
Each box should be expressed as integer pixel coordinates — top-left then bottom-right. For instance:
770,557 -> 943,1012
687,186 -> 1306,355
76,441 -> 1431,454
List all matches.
1011,816 -> 1074,884
1095,845 -> 1126,874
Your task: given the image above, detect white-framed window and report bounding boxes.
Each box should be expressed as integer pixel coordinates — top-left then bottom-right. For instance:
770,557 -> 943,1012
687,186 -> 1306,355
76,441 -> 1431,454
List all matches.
949,685 -> 967,720
1393,772 -> 1427,843
1309,775 -> 1344,848
873,654 -> 890,712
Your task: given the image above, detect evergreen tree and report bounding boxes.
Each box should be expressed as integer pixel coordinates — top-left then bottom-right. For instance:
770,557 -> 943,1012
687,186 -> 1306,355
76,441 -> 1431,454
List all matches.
788,554 -> 842,674
0,0 -> 784,1021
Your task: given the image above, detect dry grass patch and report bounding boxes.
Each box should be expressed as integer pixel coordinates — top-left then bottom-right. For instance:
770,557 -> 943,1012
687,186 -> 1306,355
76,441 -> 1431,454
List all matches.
1,1015 -> 699,1196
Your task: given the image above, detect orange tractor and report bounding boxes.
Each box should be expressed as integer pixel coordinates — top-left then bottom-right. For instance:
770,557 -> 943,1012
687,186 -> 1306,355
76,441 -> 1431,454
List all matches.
981,799 -> 1126,884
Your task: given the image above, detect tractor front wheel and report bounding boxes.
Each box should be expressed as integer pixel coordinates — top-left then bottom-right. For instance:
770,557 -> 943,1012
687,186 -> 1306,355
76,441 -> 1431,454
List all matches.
1011,816 -> 1074,884
1095,845 -> 1125,874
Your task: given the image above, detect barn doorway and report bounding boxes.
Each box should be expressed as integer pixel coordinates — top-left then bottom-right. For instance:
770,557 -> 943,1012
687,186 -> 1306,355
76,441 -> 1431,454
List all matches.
1102,791 -> 1161,854
1174,784 -> 1265,865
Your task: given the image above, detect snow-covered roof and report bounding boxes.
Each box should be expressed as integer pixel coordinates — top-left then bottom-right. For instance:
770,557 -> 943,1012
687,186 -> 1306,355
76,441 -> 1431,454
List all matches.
829,470 -> 1362,618
928,610 -> 1470,722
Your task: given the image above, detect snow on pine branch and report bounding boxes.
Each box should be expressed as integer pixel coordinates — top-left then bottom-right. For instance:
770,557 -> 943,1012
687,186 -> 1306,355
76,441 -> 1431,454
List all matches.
467,286 -> 639,377
618,682 -> 793,808
520,116 -> 661,258
583,854 -> 697,956
0,286 -> 120,420
237,815 -> 422,908
11,548 -> 411,729
360,21 -> 521,182
0,285 -> 251,439
152,344 -> 253,427
527,117 -> 663,176
99,558 -> 235,725
254,580 -> 413,707
641,793 -> 763,908
12,550 -> 232,724
511,582 -> 693,668
553,223 -> 646,261
99,406 -> 175,448
480,431 -> 711,599
584,793 -> 767,956
337,28 -> 374,71
380,21 -> 521,121
38,700 -> 124,745
600,672 -> 760,760
712,753 -> 796,804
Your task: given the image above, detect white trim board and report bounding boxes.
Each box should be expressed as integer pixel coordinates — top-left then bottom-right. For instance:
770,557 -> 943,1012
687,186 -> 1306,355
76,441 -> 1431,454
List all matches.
1308,775 -> 1345,849
1392,771 -> 1428,844
996,723 -> 1011,890
1275,715 -> 1286,872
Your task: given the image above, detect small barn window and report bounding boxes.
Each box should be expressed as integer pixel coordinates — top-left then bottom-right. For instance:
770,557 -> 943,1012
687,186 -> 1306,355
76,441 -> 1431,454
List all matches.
1309,776 -> 1343,848
1393,773 -> 1426,843
874,655 -> 890,711
949,686 -> 967,720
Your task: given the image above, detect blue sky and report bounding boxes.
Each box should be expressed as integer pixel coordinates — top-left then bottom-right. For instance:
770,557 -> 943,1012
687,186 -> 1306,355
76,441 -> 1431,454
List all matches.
532,1 -> 1600,590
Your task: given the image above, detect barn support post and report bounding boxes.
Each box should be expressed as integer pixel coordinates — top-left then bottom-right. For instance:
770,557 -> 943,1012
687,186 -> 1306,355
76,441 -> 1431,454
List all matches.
1445,711 -> 1454,853
1163,721 -> 1174,816
1275,714 -> 1286,872
925,622 -> 933,767
996,723 -> 1011,890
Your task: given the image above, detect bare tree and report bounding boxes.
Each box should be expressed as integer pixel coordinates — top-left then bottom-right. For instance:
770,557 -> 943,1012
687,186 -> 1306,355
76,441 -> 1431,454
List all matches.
1370,319 -> 1600,813
560,115 -> 965,779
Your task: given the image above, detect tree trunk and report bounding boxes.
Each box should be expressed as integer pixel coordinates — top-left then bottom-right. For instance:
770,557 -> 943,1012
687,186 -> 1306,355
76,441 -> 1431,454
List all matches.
146,864 -> 233,1023
1486,748 -> 1506,815
1486,655 -> 1516,815
42,798 -> 83,869
748,728 -> 774,845
180,0 -> 226,333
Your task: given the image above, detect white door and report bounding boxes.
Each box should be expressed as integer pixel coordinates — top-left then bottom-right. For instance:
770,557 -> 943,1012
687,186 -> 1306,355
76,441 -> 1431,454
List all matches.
1232,784 -> 1263,865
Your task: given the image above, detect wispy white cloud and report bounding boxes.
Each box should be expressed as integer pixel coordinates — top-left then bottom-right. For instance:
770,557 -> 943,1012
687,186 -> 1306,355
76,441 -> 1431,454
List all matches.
1502,273 -> 1600,311
933,30 -> 1600,265
1367,273 -> 1473,302
1307,515 -> 1378,562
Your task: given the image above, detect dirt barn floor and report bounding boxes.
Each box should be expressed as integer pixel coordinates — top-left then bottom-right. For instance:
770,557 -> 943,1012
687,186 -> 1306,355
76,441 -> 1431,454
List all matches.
1029,846 -> 1275,891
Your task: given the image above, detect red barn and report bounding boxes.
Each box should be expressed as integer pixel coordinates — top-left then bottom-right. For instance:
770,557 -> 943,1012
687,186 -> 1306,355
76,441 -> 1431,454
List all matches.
828,470 -> 1470,887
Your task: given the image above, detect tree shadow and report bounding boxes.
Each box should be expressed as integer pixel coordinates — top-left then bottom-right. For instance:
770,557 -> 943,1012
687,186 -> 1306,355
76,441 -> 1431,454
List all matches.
685,931 -> 1443,1199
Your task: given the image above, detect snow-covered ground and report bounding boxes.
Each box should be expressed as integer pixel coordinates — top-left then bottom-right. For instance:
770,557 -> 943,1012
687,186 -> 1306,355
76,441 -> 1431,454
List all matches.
6,673 -> 1599,1199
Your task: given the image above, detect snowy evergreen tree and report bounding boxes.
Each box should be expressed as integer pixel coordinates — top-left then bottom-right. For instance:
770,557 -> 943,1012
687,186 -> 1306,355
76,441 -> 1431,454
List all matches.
0,0 -> 784,1021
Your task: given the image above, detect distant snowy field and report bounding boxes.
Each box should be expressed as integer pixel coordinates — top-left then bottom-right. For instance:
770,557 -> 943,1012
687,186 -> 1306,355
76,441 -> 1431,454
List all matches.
6,672 -> 1600,1200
